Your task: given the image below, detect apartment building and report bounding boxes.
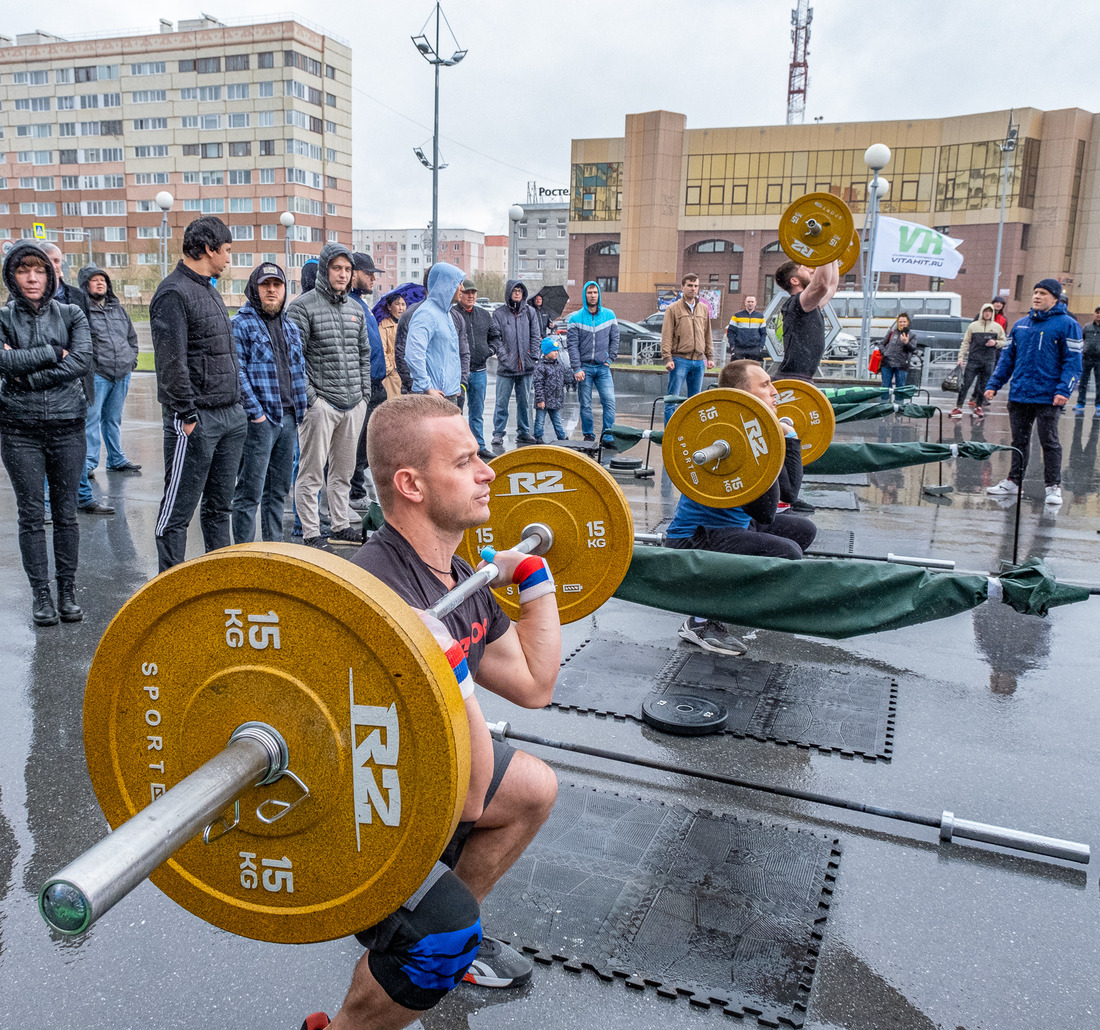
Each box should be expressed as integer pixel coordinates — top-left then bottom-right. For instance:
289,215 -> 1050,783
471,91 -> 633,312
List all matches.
351,227 -> 487,293
0,14 -> 352,299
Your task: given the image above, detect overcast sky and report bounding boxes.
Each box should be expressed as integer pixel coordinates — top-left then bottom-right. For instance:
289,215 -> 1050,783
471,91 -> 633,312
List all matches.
9,1 -> 1099,234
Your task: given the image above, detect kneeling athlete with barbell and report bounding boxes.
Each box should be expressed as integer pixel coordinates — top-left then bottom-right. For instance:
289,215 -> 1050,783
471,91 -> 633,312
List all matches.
315,394 -> 561,1029
668,360 -> 817,657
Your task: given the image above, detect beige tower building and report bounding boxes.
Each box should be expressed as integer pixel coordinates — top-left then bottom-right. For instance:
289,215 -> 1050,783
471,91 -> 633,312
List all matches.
569,108 -> 1099,324
0,15 -> 352,300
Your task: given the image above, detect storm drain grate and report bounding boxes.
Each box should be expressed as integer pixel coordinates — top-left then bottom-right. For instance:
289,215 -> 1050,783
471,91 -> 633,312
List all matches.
553,640 -> 896,761
481,783 -> 842,1026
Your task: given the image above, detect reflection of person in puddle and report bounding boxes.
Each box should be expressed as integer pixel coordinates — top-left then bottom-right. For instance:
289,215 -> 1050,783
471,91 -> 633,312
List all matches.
1063,411 -> 1100,504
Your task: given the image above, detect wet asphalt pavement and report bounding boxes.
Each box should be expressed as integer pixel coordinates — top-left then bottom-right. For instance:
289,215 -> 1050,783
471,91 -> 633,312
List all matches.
1,370 -> 1098,1030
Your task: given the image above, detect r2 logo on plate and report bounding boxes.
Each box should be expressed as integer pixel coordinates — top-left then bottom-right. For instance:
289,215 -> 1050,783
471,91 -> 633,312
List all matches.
499,471 -> 576,497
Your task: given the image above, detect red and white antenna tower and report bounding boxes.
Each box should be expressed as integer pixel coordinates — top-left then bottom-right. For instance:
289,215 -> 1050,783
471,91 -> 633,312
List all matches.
787,1 -> 813,125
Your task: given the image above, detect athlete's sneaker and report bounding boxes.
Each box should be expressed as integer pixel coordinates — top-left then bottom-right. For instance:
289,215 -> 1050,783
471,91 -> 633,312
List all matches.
327,526 -> 363,546
678,619 -> 748,656
299,1014 -> 329,1030
986,478 -> 1018,496
972,406 -> 983,421
1045,485 -> 1063,505
949,407 -> 963,418
462,936 -> 533,988
1075,404 -> 1085,414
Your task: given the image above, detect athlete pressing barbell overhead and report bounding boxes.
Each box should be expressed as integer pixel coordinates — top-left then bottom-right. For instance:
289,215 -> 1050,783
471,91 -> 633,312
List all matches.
303,395 -> 561,1030
667,360 -> 817,657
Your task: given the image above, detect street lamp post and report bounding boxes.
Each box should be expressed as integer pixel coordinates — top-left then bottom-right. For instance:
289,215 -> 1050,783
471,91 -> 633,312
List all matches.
280,211 -> 295,287
991,111 -> 1018,301
155,191 -> 174,280
858,143 -> 891,377
412,3 -> 466,270
508,204 -> 524,282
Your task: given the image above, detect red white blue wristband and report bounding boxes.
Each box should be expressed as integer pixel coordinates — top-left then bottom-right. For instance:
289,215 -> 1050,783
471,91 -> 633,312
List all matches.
512,555 -> 555,604
444,641 -> 475,699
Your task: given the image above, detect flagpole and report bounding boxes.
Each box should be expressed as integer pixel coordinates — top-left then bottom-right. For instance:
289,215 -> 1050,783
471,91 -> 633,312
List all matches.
991,110 -> 1017,301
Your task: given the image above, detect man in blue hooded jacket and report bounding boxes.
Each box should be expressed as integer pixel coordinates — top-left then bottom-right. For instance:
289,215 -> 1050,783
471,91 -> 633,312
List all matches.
405,262 -> 467,407
566,281 -> 619,444
984,278 -> 1083,505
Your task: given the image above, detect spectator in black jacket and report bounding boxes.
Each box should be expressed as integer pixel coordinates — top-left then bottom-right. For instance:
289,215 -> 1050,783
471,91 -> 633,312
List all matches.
454,281 -> 501,459
0,242 -> 92,626
725,296 -> 767,360
150,216 -> 247,572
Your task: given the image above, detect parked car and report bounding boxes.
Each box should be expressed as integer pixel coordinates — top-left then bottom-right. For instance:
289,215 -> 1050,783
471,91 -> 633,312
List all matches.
903,315 -> 970,354
615,319 -> 663,364
638,311 -> 666,333
824,331 -> 858,359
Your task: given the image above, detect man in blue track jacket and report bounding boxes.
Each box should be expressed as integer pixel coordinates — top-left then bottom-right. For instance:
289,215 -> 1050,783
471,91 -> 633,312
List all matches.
566,281 -> 619,444
984,278 -> 1083,505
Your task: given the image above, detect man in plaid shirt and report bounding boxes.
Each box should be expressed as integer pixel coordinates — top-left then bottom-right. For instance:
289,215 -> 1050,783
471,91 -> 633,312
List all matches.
230,263 -> 308,542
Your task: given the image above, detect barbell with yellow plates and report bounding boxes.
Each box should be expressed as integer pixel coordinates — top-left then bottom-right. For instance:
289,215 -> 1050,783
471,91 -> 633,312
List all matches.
662,388 -> 787,508
38,452 -> 636,944
772,379 -> 836,466
778,192 -> 858,268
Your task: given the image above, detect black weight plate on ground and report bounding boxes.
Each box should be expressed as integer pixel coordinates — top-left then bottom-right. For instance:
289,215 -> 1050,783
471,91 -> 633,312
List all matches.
609,457 -> 643,470
642,694 -> 729,735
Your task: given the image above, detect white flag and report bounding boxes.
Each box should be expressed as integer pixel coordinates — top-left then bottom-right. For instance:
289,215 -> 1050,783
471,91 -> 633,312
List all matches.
871,217 -> 964,279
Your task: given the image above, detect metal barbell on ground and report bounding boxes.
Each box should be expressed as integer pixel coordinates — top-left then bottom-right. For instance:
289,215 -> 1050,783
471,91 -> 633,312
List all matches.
40,453 -> 635,943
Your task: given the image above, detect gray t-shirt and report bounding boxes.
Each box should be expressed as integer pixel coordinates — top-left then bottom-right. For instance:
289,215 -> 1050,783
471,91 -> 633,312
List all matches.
777,293 -> 825,379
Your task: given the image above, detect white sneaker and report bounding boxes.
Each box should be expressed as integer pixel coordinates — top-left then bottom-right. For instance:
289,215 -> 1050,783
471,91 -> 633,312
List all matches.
986,478 -> 1018,496
1045,485 -> 1063,505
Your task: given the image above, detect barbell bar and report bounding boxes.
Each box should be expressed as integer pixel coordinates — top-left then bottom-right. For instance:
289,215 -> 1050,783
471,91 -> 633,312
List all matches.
486,722 -> 1090,865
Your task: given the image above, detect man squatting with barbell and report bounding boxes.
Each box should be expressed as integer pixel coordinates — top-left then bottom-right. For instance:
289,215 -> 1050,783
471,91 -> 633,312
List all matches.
669,360 -> 817,657
300,394 -> 560,1030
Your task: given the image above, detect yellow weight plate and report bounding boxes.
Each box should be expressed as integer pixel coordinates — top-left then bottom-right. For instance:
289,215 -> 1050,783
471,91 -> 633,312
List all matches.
778,192 -> 856,267
458,446 -> 634,624
664,389 -> 785,508
84,543 -> 469,944
838,230 -> 861,276
772,379 -> 837,466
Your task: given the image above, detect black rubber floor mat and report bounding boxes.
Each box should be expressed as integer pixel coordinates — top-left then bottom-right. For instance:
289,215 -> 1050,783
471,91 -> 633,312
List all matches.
802,471 -> 871,486
805,527 -> 855,555
482,783 -> 841,1026
798,488 -> 860,510
552,640 -> 896,760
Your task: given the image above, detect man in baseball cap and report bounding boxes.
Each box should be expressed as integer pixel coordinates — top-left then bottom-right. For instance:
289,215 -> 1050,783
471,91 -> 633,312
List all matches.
348,252 -> 388,508
984,278 -> 1083,505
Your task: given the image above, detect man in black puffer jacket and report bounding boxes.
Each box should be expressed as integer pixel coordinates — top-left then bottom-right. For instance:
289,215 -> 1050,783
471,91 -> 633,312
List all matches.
453,280 -> 501,458
491,279 -> 541,446
150,216 -> 247,572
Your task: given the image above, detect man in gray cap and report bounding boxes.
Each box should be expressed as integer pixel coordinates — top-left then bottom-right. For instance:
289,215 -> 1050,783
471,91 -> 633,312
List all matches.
453,279 -> 501,459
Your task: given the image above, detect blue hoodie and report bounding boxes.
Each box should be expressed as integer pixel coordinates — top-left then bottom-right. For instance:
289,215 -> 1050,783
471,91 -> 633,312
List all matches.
986,300 -> 1083,404
405,262 -> 466,395
566,280 -> 619,366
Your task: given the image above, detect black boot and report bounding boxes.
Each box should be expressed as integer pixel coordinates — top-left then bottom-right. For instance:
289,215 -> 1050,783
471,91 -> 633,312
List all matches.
32,587 -> 59,626
56,580 -> 83,623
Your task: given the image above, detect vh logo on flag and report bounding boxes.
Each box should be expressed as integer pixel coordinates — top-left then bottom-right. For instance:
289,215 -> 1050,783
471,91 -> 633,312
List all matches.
872,217 -> 964,279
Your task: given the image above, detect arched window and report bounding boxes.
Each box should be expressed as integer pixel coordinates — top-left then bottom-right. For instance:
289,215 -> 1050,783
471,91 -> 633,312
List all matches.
762,240 -> 784,254
594,241 -> 620,255
690,239 -> 743,254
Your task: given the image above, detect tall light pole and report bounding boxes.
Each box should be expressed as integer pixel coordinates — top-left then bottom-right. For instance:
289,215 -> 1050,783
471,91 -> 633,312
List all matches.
155,191 -> 173,279
280,211 -> 295,287
412,3 -> 466,270
858,143 -> 891,376
508,204 -> 524,282
991,110 -> 1018,301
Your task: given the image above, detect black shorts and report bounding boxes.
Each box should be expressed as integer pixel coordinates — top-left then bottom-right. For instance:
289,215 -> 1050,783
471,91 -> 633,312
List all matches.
354,739 -> 514,1010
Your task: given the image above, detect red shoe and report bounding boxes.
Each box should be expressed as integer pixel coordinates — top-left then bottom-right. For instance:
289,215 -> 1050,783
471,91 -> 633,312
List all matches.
967,399 -> 976,407
300,1014 -> 329,1030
